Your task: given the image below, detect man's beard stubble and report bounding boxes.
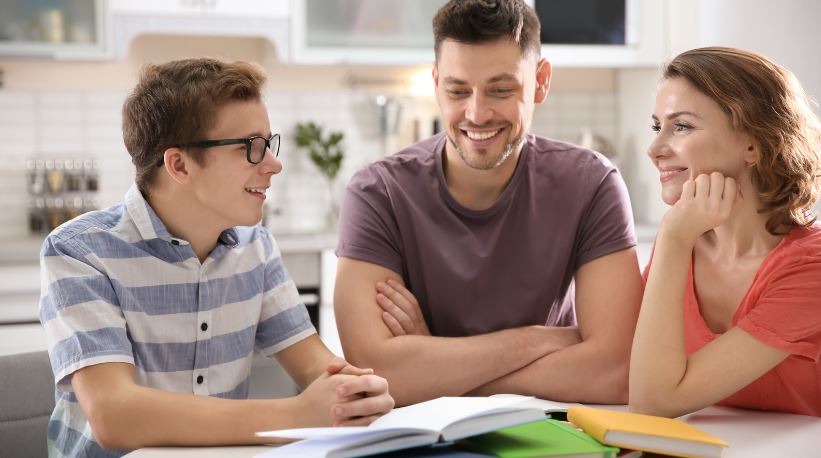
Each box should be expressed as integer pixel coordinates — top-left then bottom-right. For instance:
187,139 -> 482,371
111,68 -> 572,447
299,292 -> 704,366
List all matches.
447,131 -> 525,171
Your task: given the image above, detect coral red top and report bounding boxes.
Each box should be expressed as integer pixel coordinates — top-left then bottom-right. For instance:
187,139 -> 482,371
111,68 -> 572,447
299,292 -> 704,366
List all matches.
645,224 -> 821,416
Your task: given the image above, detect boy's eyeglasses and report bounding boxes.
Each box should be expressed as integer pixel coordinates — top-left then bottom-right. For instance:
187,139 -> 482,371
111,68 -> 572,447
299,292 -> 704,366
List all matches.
156,134 -> 280,166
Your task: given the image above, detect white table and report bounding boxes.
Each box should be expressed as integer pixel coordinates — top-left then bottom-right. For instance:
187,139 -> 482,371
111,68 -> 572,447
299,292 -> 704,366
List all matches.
125,405 -> 821,457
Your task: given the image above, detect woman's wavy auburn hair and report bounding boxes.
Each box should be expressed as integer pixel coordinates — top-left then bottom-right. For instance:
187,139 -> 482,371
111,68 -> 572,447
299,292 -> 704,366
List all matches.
664,46 -> 821,234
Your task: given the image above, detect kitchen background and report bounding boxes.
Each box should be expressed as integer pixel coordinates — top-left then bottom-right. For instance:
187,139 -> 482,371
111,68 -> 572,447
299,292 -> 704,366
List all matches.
1,0 -> 820,395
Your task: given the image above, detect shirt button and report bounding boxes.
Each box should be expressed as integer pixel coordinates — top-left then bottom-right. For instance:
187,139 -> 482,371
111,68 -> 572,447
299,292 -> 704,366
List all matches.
196,375 -> 204,384
200,322 -> 208,331
171,239 -> 180,246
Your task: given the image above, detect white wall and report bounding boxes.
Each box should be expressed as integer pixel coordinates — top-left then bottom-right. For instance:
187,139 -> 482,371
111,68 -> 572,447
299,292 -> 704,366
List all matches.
690,0 -> 821,110
616,68 -> 663,225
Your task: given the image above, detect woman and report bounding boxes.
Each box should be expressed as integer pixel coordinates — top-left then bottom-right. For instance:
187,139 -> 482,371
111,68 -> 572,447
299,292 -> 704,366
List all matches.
630,47 -> 821,418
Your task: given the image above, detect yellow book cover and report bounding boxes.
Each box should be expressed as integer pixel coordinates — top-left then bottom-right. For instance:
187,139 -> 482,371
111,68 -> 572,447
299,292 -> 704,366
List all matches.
567,407 -> 728,458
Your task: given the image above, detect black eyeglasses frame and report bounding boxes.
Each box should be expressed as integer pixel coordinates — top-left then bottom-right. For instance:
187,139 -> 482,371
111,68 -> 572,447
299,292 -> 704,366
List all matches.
156,133 -> 280,167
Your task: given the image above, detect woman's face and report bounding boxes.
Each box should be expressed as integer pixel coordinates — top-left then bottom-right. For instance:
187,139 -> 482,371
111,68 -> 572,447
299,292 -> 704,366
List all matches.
647,77 -> 755,205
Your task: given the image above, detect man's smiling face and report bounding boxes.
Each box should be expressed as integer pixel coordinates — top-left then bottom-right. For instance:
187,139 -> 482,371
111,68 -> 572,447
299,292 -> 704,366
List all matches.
434,38 -> 548,170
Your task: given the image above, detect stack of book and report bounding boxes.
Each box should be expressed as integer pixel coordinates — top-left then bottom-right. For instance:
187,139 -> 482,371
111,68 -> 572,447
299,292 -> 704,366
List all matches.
255,396 -> 727,458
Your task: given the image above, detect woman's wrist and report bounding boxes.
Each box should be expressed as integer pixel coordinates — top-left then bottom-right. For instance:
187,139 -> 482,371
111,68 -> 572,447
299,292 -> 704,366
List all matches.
657,223 -> 699,251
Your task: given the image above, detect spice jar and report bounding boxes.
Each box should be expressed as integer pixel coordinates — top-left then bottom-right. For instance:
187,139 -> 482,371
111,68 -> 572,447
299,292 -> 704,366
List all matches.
46,160 -> 65,193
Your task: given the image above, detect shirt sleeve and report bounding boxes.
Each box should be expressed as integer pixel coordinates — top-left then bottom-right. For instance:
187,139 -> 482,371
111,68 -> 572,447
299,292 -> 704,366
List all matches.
255,230 -> 316,357
737,256 -> 821,361
335,166 -> 404,275
39,235 -> 134,391
575,167 -> 637,269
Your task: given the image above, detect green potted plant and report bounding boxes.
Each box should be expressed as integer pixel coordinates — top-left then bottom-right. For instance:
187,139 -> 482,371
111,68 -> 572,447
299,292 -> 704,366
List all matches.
294,121 -> 345,229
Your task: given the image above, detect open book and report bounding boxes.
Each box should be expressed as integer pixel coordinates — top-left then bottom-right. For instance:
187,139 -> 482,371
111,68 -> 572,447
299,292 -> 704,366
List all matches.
256,396 -> 557,458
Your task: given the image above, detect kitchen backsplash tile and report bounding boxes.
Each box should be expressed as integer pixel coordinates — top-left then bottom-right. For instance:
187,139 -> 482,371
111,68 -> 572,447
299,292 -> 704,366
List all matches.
0,88 -> 618,241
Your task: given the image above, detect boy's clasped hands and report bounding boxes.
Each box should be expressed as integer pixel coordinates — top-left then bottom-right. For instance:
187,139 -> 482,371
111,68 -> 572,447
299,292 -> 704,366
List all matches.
297,358 -> 394,427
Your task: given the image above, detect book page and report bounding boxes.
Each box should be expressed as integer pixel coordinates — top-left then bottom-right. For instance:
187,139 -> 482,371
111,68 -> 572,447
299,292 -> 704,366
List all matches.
490,393 -> 579,413
369,396 -> 533,432
257,396 -> 534,440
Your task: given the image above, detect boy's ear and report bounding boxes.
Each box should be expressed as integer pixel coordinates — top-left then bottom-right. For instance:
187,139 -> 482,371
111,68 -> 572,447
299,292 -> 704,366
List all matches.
161,147 -> 191,185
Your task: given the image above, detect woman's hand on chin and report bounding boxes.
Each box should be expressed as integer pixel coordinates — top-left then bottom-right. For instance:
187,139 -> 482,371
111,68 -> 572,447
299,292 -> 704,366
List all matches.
661,171 -> 739,245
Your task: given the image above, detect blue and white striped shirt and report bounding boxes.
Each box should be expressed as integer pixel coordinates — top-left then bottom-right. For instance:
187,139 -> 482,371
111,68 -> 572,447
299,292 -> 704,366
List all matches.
39,185 -> 316,458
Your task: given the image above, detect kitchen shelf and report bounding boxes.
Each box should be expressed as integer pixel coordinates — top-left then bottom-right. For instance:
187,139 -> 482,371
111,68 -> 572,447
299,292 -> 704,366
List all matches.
0,0 -> 109,59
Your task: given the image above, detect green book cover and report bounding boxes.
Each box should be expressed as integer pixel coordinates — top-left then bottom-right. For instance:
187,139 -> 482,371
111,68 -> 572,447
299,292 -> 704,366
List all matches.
460,419 -> 619,458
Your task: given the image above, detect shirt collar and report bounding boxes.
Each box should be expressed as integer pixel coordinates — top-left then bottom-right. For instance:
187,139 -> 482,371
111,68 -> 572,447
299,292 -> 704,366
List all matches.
124,184 -> 240,247
125,184 -> 170,241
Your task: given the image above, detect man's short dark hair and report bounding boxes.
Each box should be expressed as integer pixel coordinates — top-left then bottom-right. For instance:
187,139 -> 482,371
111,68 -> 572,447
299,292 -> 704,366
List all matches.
122,58 -> 266,196
432,0 -> 541,62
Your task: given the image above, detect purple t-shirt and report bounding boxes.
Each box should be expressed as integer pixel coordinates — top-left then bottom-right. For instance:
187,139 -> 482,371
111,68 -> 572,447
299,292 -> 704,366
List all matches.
336,133 -> 635,337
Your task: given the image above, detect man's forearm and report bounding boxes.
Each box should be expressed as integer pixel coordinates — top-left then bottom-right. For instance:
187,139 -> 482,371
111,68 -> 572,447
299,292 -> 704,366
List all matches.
468,335 -> 630,404
345,325 -> 568,406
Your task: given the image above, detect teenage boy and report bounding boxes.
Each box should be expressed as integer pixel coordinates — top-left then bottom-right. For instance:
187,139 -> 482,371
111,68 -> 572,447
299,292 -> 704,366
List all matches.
39,58 -> 393,457
334,0 -> 643,406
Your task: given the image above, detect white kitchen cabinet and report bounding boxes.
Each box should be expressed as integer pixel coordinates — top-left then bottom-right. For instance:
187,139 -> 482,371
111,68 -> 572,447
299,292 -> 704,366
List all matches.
108,0 -> 290,60
109,0 -> 288,19
290,0 -> 443,65
0,0 -> 109,59
290,0 -> 668,67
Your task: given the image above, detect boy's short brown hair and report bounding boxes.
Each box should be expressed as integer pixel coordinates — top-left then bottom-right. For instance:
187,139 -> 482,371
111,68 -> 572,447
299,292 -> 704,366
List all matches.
122,58 -> 266,196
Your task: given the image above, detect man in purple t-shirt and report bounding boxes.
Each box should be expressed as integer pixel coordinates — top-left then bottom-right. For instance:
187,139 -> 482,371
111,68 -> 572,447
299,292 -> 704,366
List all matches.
335,0 -> 643,406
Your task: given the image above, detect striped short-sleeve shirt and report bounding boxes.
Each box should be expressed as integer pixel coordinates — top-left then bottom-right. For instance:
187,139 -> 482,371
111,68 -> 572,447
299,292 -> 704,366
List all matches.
39,185 -> 316,457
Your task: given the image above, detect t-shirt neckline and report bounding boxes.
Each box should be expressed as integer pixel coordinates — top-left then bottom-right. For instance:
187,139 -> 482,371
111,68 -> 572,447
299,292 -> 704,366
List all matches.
687,228 -> 795,336
434,133 -> 530,218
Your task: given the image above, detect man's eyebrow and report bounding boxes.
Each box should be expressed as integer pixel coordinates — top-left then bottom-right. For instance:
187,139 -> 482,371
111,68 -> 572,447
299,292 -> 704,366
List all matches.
442,74 -> 518,85
443,76 -> 467,85
487,73 -> 517,83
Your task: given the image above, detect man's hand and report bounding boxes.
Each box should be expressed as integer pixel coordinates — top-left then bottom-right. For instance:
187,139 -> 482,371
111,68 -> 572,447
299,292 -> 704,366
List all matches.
662,172 -> 738,244
376,279 -> 430,336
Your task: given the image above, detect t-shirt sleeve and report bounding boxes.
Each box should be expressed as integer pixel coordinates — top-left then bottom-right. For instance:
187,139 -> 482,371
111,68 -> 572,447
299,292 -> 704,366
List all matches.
335,166 -> 404,275
39,235 -> 134,391
256,230 -> 316,357
737,257 -> 821,361
575,167 -> 637,269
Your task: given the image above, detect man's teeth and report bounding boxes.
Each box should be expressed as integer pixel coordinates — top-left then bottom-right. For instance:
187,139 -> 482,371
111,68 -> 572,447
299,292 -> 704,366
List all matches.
245,188 -> 265,194
465,129 -> 501,141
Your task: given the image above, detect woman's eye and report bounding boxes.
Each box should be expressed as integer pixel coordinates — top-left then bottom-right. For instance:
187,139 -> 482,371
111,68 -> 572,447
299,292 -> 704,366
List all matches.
650,124 -> 661,133
674,123 -> 692,132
